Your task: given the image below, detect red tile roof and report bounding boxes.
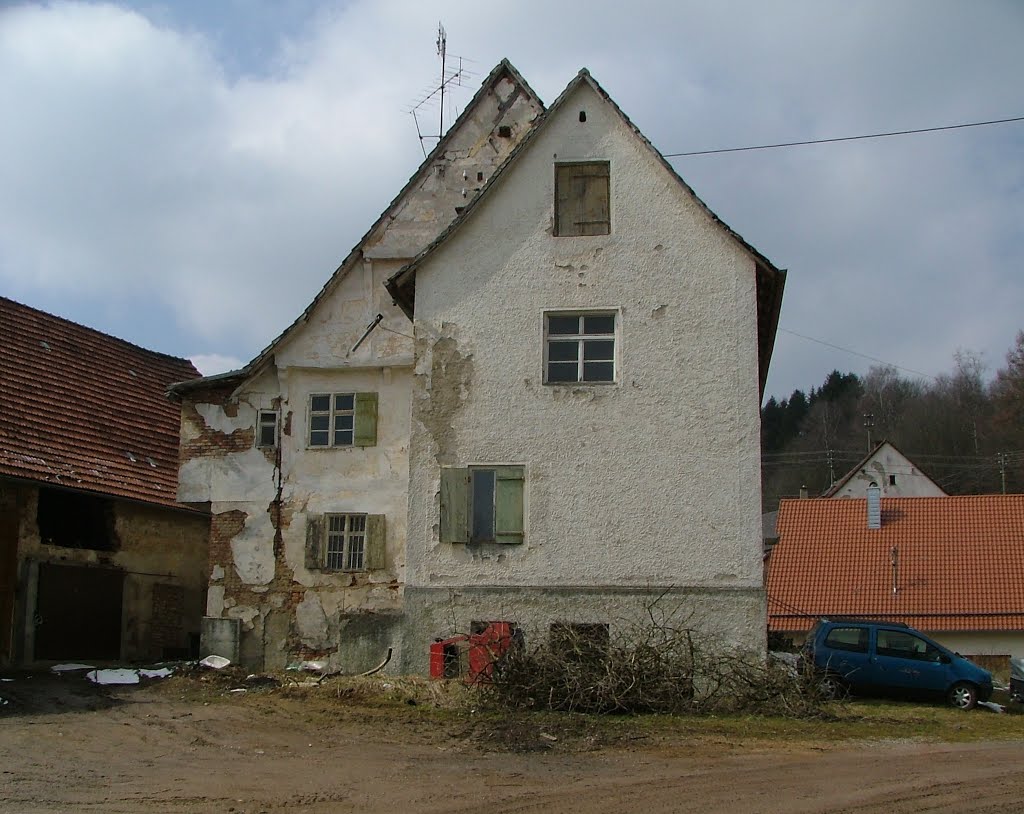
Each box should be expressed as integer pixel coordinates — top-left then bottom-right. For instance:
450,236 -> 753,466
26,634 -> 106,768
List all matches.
767,495 -> 1024,633
0,296 -> 200,509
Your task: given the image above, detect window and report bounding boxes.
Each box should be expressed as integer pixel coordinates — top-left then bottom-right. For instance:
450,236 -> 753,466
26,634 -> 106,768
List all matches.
823,626 -> 869,653
439,465 -> 525,544
37,488 -> 116,551
554,161 -> 610,236
545,312 -> 616,383
889,474 -> 897,486
307,392 -> 378,448
304,513 -> 385,571
876,630 -> 942,662
256,410 -> 278,448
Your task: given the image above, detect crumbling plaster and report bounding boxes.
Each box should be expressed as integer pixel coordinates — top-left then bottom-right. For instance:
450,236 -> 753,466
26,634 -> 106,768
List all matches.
182,67 -> 544,670
402,81 -> 767,664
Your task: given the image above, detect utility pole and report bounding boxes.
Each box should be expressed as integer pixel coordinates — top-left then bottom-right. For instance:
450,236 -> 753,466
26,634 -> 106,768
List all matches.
863,413 -> 875,453
999,452 -> 1007,494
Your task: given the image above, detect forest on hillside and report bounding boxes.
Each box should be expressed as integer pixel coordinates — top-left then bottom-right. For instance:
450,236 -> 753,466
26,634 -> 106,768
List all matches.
761,331 -> 1024,511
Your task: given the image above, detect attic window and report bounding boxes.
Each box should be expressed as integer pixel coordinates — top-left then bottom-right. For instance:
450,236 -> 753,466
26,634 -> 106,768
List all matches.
554,162 -> 610,236
497,125 -> 512,138
889,474 -> 897,486
579,110 -> 587,122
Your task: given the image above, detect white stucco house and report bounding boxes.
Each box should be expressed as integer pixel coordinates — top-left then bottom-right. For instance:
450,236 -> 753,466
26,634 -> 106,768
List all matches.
824,440 -> 947,499
386,68 -> 786,672
172,62 -> 786,674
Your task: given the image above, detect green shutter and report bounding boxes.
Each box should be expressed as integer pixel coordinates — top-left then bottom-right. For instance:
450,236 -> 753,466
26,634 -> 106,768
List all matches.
305,515 -> 324,569
353,391 -> 378,447
439,467 -> 470,543
494,466 -> 525,545
364,514 -> 386,570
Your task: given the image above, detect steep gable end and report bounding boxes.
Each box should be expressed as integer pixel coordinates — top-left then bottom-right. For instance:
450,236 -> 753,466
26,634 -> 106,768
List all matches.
170,59 -> 544,397
386,69 -> 786,395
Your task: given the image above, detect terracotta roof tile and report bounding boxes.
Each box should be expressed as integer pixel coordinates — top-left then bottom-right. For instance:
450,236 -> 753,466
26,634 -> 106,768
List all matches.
0,296 -> 199,509
766,495 -> 1024,633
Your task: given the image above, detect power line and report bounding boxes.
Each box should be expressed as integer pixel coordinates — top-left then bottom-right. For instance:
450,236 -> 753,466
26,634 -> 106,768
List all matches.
663,115 -> 1024,158
779,328 -> 937,381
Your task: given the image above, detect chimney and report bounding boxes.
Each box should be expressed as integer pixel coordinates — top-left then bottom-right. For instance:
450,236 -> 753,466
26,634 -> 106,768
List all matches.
867,485 -> 881,529
799,485 -> 808,500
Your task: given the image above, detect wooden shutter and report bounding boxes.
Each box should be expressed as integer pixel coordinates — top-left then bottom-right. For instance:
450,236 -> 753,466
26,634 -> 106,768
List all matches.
439,468 -> 470,543
555,164 -> 576,236
555,162 -> 609,236
578,163 -> 610,236
305,515 -> 324,569
353,392 -> 378,447
494,466 -> 525,545
363,514 -> 386,570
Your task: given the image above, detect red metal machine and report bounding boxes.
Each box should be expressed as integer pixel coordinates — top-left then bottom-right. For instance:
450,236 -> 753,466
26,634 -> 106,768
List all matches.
429,621 -> 518,682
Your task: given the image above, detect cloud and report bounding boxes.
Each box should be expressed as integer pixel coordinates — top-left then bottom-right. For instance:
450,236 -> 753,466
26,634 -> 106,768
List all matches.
1,0 -> 1022,400
189,353 -> 246,376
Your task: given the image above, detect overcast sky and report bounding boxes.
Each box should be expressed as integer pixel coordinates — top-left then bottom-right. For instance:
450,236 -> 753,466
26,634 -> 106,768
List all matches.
1,0 -> 1022,401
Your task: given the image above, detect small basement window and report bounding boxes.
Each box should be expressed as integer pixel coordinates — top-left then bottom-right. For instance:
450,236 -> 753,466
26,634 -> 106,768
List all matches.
554,161 -> 609,236
37,488 -> 117,551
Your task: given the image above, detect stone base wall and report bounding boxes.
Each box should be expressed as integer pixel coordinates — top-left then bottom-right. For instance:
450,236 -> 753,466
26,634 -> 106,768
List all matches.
399,585 -> 766,675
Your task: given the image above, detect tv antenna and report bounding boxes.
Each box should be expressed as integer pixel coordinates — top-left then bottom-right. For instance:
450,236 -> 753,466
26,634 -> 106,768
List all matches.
405,23 -> 477,158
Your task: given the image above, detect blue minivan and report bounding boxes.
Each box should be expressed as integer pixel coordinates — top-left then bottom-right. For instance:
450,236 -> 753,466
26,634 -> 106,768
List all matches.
800,618 -> 994,709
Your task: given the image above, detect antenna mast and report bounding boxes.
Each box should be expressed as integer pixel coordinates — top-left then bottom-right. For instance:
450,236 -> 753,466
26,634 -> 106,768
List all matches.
405,24 -> 476,158
437,23 -> 446,138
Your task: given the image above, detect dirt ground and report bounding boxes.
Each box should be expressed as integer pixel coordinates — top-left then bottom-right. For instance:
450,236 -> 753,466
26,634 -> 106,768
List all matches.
2,668 -> 1023,814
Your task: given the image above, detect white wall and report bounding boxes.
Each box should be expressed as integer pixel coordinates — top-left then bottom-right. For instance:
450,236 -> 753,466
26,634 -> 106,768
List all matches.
404,80 -> 767,655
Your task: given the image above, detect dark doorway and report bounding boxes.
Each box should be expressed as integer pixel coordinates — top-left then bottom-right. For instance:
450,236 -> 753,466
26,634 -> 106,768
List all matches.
34,563 -> 124,660
0,502 -> 17,663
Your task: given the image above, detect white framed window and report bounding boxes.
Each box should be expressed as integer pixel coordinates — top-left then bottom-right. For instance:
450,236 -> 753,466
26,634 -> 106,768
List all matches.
307,392 -> 378,448
256,410 -> 278,448
544,312 -> 616,383
305,513 -> 385,571
325,513 -> 366,570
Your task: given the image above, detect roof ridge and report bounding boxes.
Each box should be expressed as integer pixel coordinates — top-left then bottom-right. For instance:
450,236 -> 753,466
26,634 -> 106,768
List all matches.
0,295 -> 198,373
171,58 -> 545,398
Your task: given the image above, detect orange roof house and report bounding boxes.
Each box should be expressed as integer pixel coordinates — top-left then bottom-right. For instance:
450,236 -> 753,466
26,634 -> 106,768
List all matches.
767,494 -> 1024,664
0,297 -> 208,666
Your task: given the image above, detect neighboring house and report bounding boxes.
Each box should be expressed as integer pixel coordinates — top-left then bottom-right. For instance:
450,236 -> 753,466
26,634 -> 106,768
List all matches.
386,68 -> 786,672
0,296 -> 208,666
172,62 -> 785,674
767,494 -> 1024,669
824,440 -> 946,499
169,61 -> 545,671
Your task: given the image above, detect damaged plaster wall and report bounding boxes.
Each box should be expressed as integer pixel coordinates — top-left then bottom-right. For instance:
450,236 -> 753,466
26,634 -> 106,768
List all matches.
179,66 -> 543,673
402,80 -> 768,671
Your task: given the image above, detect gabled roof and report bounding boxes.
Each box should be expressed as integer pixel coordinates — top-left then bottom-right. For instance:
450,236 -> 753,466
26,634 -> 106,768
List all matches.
767,494 -> 1024,632
823,439 -> 946,497
385,68 -> 787,395
0,296 -> 200,509
170,59 -> 544,399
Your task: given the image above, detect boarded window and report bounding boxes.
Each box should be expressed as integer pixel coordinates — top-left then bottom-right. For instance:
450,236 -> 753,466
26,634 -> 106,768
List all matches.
440,466 -> 525,545
555,162 -> 610,236
305,513 -> 385,571
308,392 -> 378,448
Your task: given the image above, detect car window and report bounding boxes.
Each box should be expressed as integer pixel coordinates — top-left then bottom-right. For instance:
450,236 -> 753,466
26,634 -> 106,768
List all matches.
823,626 -> 868,653
876,630 -> 943,662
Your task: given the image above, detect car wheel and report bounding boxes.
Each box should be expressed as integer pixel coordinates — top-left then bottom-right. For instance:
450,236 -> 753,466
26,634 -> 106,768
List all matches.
948,682 -> 978,710
818,674 -> 848,700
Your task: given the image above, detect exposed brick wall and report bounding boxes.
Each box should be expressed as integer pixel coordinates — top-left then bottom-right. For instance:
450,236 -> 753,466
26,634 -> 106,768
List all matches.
180,399 -> 255,461
151,582 -> 185,654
